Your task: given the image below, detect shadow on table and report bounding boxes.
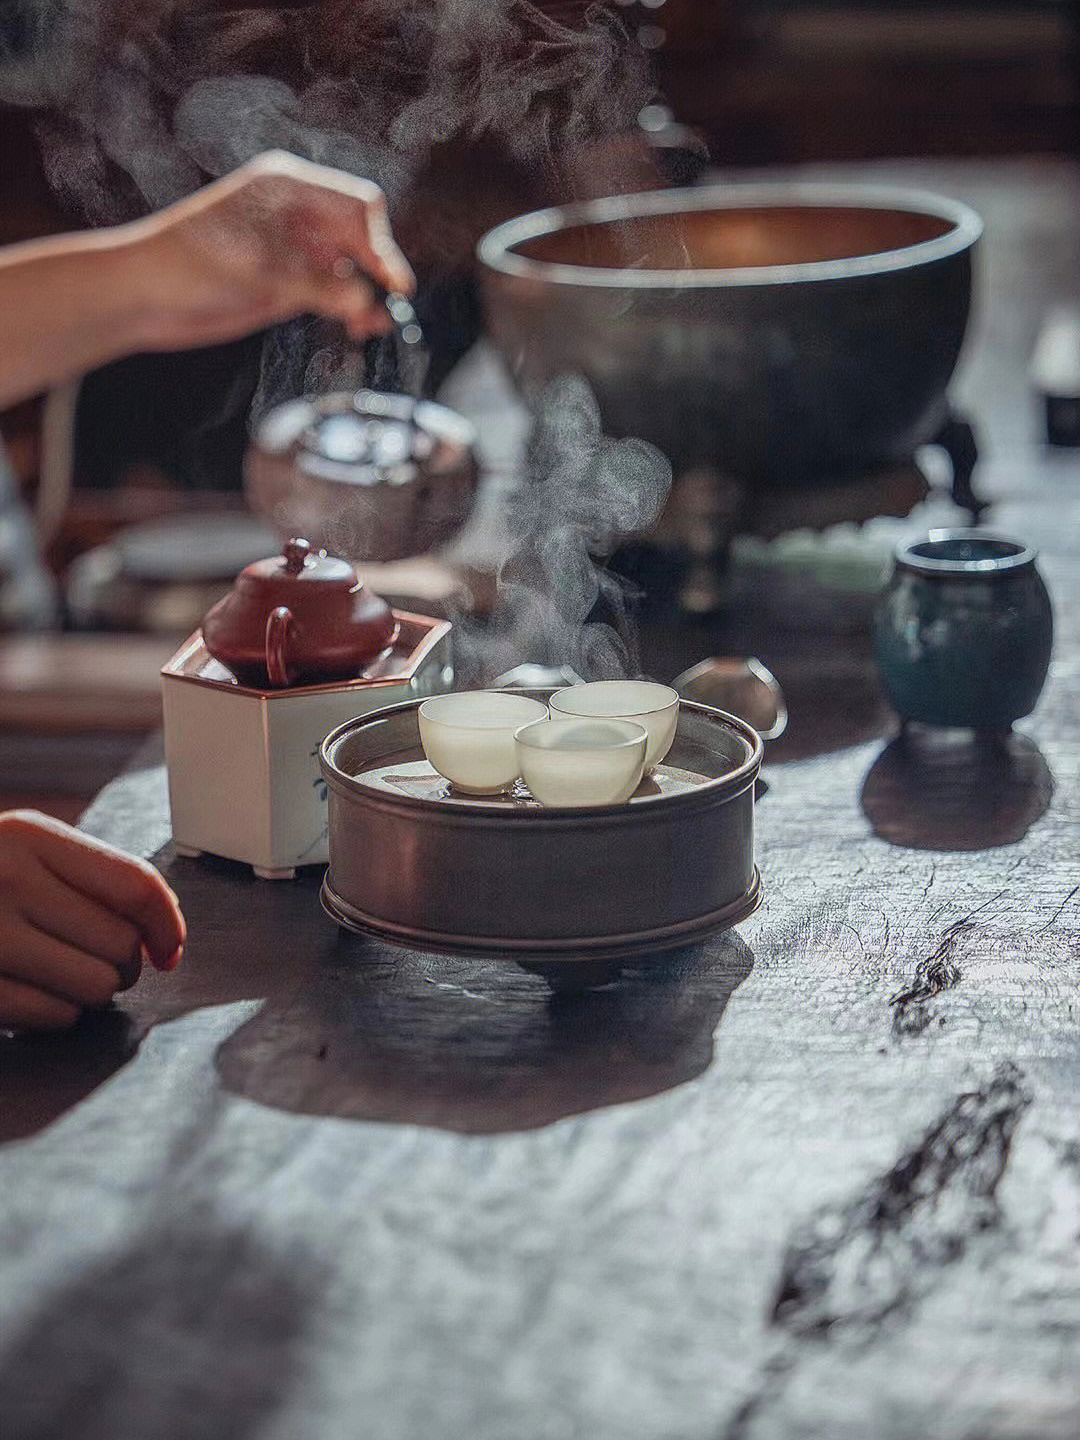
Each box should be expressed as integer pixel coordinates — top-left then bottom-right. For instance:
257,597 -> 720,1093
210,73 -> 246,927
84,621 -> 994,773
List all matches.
214,933 -> 754,1134
0,1006 -> 141,1144
1,853 -> 752,1140
859,726 -> 1054,850
0,1210 -> 322,1439
0,854 -> 330,1143
758,650 -> 892,764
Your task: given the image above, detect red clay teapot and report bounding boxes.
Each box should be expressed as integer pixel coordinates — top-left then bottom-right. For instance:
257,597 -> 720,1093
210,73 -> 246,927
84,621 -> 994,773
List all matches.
202,538 -> 397,688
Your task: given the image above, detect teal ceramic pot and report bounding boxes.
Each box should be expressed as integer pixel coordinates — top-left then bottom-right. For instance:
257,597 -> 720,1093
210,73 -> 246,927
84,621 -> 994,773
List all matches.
874,531 -> 1053,730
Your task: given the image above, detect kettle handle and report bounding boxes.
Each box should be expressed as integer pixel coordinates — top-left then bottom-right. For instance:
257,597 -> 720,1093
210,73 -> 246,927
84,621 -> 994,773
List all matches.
266,605 -> 294,687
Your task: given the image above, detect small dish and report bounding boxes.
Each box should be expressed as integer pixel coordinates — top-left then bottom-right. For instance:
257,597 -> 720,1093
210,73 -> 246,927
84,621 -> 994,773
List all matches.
418,690 -> 548,793
549,680 -> 679,770
514,716 -> 648,807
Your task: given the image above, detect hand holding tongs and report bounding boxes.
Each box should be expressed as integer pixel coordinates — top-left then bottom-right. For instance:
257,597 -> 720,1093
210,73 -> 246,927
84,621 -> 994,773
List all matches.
316,254 -> 430,401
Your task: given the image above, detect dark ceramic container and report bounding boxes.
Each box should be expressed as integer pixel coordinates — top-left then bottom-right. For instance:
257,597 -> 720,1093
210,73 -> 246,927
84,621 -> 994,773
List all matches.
874,530 -> 1053,730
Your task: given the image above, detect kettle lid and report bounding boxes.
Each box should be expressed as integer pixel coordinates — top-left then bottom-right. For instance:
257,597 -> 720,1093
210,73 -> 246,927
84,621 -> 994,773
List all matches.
300,403 -> 432,481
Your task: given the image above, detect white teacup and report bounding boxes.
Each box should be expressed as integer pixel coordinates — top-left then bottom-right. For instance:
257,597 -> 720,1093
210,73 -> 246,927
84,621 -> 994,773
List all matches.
418,691 -> 548,793
549,680 -> 679,771
514,716 -> 647,807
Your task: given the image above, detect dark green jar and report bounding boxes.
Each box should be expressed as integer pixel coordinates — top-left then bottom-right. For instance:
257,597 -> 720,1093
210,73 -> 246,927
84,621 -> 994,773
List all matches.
874,531 -> 1053,730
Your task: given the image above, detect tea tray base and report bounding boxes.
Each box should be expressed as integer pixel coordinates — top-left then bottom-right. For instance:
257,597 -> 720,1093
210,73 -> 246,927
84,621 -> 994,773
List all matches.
320,868 -> 762,965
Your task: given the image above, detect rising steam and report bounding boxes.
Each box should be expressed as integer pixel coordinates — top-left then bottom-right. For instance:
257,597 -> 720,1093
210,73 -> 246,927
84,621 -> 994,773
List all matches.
0,0 -> 668,676
0,0 -> 649,228
455,375 -> 672,683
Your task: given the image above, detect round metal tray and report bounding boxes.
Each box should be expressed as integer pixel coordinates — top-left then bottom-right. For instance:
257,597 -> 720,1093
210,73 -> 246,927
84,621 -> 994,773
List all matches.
319,692 -> 763,963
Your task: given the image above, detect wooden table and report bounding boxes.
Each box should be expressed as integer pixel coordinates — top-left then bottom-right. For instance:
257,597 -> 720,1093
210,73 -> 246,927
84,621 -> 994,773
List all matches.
2,157 -> 1079,1440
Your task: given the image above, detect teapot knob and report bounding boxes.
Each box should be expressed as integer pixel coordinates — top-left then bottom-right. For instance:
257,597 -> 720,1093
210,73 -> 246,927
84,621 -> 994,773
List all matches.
282,538 -> 312,576
265,605 -> 295,687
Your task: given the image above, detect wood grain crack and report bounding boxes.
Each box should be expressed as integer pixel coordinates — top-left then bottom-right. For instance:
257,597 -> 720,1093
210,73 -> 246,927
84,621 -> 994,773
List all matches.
723,1357 -> 794,1440
889,888 -> 1008,1037
770,1063 -> 1032,1338
1038,883 -> 1079,934
889,924 -> 966,1037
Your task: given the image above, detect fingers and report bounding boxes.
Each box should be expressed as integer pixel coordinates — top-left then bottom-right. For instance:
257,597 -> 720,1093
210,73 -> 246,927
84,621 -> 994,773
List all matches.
0,976 -> 80,1031
0,810 -> 161,1031
246,152 -> 415,300
349,190 -> 416,299
303,271 -> 398,341
279,205 -> 413,333
0,913 -> 127,1010
246,151 -> 414,284
0,812 -> 185,971
15,855 -> 145,977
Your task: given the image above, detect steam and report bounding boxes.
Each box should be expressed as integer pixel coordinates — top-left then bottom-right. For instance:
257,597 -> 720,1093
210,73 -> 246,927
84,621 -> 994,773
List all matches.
0,0 -> 668,677
172,77 -> 410,199
0,0 -> 649,225
454,375 -> 672,683
0,0 -> 650,423
384,0 -> 642,163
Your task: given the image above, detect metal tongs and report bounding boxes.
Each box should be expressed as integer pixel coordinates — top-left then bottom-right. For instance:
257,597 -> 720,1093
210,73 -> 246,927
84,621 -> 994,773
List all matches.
671,657 -> 788,742
375,287 -> 430,401
316,263 -> 430,402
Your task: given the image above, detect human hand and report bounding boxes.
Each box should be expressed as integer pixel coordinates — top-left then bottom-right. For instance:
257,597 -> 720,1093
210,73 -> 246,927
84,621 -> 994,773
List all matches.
0,811 -> 186,1031
127,150 -> 415,353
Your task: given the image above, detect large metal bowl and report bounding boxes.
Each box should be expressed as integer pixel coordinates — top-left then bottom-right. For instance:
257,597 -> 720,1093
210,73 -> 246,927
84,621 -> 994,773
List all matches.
477,182 -> 982,487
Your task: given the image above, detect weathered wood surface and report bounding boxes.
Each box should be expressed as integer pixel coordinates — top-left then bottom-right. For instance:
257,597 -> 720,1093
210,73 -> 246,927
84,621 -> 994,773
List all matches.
1,158 -> 1079,1440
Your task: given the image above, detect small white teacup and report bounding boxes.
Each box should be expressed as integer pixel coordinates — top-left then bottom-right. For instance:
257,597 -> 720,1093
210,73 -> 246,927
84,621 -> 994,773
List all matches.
418,690 -> 548,793
549,680 -> 679,771
514,716 -> 647,808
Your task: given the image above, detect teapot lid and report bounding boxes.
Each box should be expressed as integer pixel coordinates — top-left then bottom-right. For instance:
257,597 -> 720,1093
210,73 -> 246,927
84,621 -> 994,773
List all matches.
239,538 -> 356,594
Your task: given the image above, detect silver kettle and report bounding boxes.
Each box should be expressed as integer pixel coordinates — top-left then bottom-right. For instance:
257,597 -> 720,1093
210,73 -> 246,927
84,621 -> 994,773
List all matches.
244,388 -> 479,563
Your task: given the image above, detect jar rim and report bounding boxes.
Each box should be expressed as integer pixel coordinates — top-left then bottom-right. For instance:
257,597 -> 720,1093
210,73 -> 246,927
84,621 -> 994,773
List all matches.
894,529 -> 1037,576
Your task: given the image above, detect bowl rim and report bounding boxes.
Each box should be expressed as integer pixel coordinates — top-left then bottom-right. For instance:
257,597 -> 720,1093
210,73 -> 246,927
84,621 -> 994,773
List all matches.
513,714 -> 649,754
549,679 -> 679,718
417,690 -> 549,732
894,528 -> 1038,576
476,181 -> 983,290
321,692 -> 763,819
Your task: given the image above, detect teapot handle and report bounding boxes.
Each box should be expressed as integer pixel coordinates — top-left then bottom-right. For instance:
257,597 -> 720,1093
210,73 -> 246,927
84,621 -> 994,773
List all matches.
266,605 -> 294,687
